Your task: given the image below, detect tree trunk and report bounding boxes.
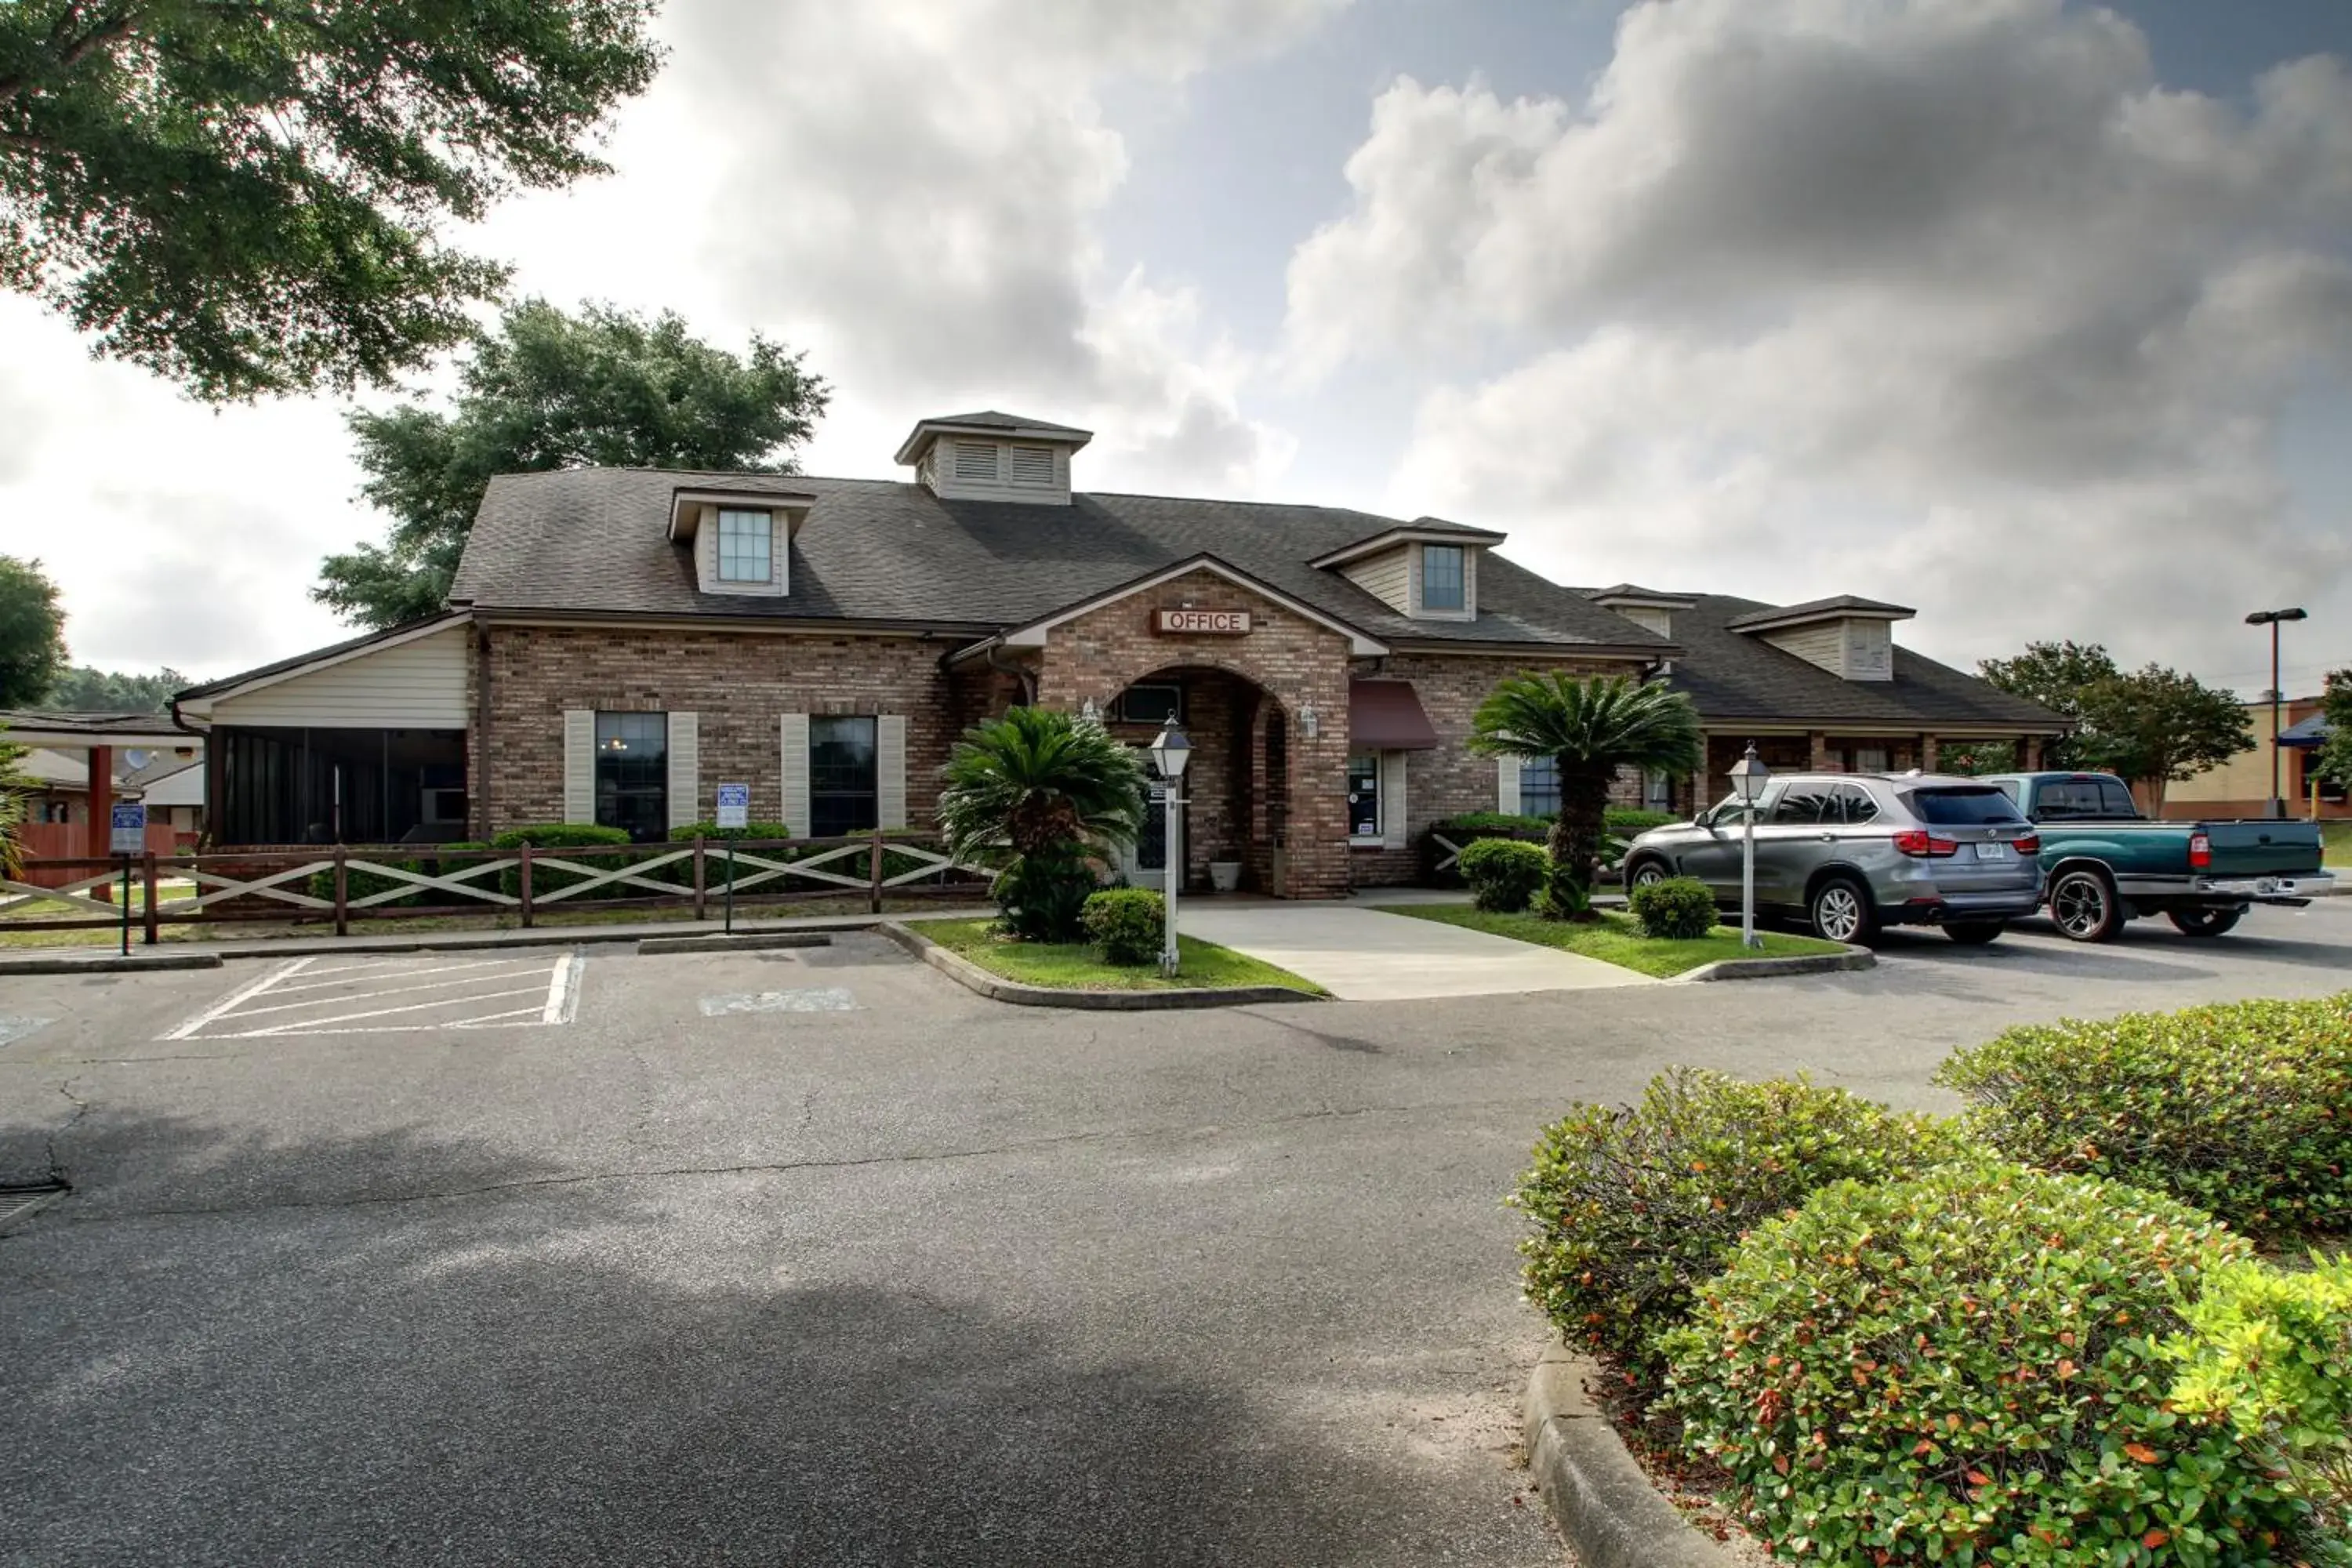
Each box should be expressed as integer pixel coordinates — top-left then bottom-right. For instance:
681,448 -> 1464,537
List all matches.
1542,763 -> 1612,920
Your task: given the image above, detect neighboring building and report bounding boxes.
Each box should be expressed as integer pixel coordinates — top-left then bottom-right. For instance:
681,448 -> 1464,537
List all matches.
2161,695 -> 2346,820
0,710 -> 202,862
172,410 -> 2067,895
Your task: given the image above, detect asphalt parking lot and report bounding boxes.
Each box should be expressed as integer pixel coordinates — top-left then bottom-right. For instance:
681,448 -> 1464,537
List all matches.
3,900 -> 2348,1566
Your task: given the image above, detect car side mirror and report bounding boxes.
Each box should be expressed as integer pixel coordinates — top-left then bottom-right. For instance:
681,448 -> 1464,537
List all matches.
1693,808 -> 1715,829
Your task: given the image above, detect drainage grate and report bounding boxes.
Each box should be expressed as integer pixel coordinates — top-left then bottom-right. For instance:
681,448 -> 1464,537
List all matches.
0,1181 -> 67,1229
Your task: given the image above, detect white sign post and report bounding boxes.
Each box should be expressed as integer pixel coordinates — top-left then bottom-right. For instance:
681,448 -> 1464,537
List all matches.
714,784 -> 750,932
110,802 -> 147,955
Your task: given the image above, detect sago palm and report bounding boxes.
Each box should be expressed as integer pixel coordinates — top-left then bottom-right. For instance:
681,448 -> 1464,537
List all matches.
1468,673 -> 1702,918
937,706 -> 1149,863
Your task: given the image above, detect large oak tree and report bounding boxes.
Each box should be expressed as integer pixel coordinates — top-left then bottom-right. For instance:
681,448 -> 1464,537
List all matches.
1,0 -> 661,400
314,298 -> 830,628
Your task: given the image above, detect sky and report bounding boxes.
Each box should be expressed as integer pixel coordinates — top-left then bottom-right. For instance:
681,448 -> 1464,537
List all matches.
5,0 -> 2350,699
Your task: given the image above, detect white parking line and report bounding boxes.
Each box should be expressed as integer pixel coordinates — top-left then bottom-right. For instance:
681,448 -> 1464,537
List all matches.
160,950 -> 583,1040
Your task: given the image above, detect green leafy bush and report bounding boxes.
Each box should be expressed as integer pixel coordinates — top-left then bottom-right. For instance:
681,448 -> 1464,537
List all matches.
1936,994 -> 2352,1241
669,819 -> 797,843
2166,1254 -> 2352,1554
1606,808 -> 1678,837
1628,875 -> 1717,939
1512,1069 -> 1973,1396
993,849 -> 1099,942
488,822 -> 654,899
1459,837 -> 1548,913
1662,1163 -> 2309,1567
1082,887 -> 1165,966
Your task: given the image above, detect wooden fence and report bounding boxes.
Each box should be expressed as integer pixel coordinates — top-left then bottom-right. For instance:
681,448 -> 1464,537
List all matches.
0,834 -> 991,942
14,822 -> 191,887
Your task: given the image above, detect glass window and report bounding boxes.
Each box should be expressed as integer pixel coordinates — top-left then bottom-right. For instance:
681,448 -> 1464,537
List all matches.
594,713 -> 668,843
1421,544 -> 1465,612
1708,790 -> 1761,826
1348,753 -> 1381,839
716,510 -> 772,583
1838,784 -> 1880,824
2097,779 -> 2141,818
1849,745 -> 1890,774
1519,756 -> 1560,818
1773,786 -> 1833,825
810,716 -> 879,838
1907,786 -> 2028,826
1112,684 -> 1181,725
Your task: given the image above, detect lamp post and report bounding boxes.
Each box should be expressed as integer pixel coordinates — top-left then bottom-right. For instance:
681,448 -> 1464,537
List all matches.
1148,718 -> 1192,977
1729,741 -> 1770,950
2245,608 -> 2307,820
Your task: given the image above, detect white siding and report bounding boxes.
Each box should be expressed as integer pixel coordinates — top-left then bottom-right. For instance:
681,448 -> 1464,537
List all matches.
780,713 -> 811,837
920,438 -> 1076,505
1761,622 -> 1845,675
563,710 -> 595,825
1379,750 -> 1409,848
1339,547 -> 1411,613
209,625 -> 468,728
1616,605 -> 1673,637
876,714 -> 908,830
1497,756 -> 1521,815
667,711 -> 699,829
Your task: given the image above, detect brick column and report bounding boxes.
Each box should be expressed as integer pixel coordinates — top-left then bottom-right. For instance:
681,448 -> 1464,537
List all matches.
1920,734 -> 1940,772
1808,732 -> 1834,771
2021,736 -> 2044,770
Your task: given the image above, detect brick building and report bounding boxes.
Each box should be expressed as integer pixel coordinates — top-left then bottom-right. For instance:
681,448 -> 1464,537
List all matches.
172,410 -> 2067,896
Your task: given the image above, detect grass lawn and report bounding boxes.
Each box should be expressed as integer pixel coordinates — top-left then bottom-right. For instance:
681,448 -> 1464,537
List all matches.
2324,820 -> 2350,868
1368,903 -> 1849,978
908,917 -> 1324,994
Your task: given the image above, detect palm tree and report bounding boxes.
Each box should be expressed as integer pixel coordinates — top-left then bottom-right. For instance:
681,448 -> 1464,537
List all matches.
937,706 -> 1149,938
1468,673 -> 1702,919
0,729 -> 31,880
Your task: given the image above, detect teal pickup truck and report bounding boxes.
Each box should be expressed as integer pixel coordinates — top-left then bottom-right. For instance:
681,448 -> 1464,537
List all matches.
1980,772 -> 2335,942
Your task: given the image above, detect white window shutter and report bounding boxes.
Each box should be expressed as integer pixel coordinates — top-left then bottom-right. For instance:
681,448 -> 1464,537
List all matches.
1380,750 -> 1408,848
667,711 -> 699,829
563,710 -> 595,824
877,714 -> 908,829
780,713 -> 811,837
1497,755 -> 1521,815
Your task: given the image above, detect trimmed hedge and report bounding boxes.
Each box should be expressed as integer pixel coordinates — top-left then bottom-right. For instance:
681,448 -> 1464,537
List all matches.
1458,837 -> 1548,913
303,844 -> 488,909
1512,1069 -> 1973,1396
1662,1163 -> 2308,1567
1627,875 -> 1715,939
1936,994 -> 2352,1241
488,822 -> 655,899
2165,1254 -> 2352,1554
1423,807 -> 1687,885
1082,887 -> 1164,965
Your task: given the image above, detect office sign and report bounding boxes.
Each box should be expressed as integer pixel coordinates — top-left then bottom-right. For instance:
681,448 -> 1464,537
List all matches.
110,801 -> 147,855
1154,608 -> 1250,636
714,782 -> 750,829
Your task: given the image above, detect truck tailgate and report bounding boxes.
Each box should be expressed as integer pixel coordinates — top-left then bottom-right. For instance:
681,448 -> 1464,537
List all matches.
2201,821 -> 2325,877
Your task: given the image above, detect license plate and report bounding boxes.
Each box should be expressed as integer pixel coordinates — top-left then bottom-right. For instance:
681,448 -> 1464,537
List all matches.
1973,842 -> 2010,860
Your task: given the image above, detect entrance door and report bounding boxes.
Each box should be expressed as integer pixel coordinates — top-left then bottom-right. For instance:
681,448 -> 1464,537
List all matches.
1116,752 -> 1178,891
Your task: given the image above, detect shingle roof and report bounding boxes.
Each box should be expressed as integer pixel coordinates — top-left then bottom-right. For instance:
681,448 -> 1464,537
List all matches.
448,469 -> 1677,651
924,410 -> 1094,436
1559,587 -> 2067,730
1726,594 -> 1915,630
0,709 -> 187,738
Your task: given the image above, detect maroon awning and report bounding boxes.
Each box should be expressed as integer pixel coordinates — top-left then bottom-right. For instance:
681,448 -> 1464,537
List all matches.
1349,680 -> 1440,750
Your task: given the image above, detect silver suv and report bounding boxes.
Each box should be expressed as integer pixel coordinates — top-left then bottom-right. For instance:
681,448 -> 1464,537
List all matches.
1621,773 -> 2045,945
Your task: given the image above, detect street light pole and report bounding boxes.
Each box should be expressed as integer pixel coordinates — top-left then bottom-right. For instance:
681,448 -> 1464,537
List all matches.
2245,608 -> 2307,820
1149,719 -> 1193,978
1728,741 -> 1770,951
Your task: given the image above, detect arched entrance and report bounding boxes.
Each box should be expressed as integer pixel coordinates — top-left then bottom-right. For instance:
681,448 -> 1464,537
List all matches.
1098,665 -> 1290,895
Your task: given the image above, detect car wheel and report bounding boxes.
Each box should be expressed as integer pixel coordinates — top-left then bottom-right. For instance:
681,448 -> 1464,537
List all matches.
2166,907 -> 2243,938
1944,921 -> 2005,946
2047,867 -> 2123,942
1625,858 -> 1670,892
1807,876 -> 1877,946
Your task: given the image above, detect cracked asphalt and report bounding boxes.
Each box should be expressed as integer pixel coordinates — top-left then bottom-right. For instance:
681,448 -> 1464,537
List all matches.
4,904 -> 2350,1566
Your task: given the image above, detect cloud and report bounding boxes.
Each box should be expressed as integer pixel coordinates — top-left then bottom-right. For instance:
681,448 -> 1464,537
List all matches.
1285,0 -> 2352,675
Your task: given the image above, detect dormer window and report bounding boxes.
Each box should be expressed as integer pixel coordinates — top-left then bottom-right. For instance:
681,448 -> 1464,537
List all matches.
716,509 -> 773,584
1420,545 -> 1465,612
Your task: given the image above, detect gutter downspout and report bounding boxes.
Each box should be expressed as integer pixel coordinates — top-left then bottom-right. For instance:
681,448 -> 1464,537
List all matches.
956,636 -> 1037,706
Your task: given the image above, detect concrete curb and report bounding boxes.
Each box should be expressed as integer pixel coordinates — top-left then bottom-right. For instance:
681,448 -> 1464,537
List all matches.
1524,1343 -> 1742,1568
876,921 -> 1322,1010
635,932 -> 836,956
1676,944 -> 1875,982
0,951 -> 223,975
204,921 -> 884,960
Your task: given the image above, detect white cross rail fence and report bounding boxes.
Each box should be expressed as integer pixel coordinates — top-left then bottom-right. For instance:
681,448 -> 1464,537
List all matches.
0,834 -> 989,945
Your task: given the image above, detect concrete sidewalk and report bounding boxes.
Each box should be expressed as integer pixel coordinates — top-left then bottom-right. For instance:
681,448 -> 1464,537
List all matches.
1178,902 -> 1650,1000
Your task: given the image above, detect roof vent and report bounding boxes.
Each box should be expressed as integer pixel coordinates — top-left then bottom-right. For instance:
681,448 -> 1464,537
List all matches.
895,411 -> 1093,506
